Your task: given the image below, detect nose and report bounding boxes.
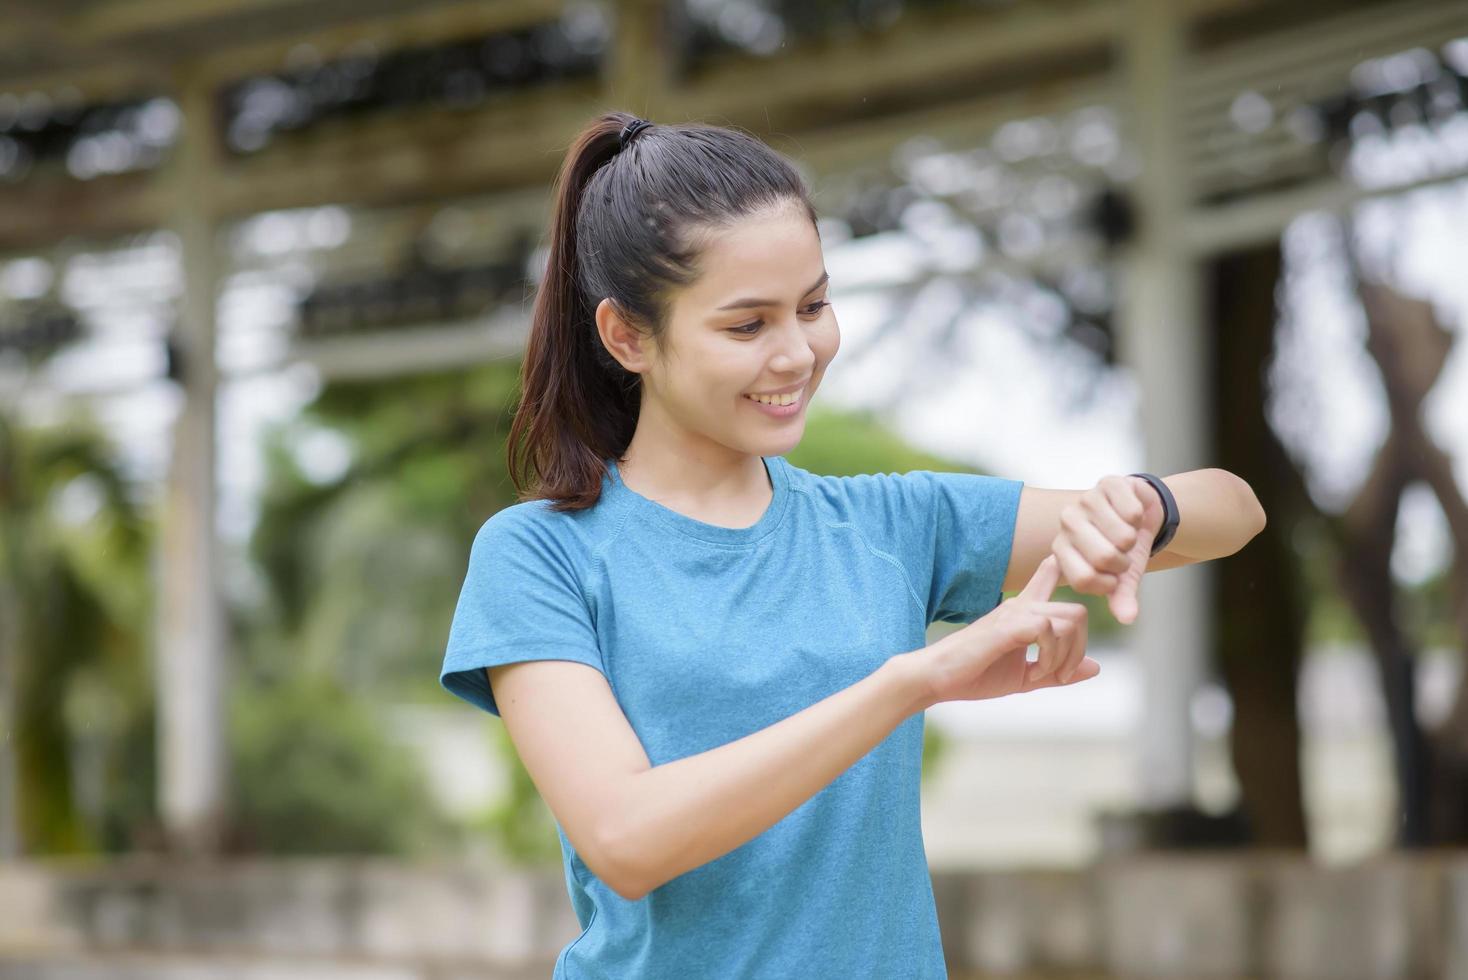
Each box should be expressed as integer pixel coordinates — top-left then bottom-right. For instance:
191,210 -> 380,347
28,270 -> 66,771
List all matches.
770,318 -> 817,375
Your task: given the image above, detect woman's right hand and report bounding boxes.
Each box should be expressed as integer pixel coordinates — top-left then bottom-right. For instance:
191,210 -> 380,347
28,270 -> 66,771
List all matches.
913,554 -> 1099,708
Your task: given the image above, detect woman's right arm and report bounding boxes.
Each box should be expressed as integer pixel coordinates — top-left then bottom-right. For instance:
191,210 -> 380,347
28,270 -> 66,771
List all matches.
493,555 -> 1094,902
490,650 -> 930,902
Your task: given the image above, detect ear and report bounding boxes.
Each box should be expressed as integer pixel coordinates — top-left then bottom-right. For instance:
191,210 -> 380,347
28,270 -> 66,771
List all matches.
594,297 -> 654,375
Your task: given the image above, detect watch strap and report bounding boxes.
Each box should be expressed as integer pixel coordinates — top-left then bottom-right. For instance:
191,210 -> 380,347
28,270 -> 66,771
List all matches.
1128,472 -> 1179,556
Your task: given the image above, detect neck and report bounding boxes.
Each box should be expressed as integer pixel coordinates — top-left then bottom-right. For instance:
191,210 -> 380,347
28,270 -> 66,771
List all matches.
616,403 -> 770,506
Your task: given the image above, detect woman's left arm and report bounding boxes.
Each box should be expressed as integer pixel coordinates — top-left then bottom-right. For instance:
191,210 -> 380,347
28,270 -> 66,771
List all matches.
1002,468 -> 1267,622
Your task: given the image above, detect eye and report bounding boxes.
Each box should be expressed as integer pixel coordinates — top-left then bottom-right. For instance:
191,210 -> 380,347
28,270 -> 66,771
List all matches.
728,300 -> 831,336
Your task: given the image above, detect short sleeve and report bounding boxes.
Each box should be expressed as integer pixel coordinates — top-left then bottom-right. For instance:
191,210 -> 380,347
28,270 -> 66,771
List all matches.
439,507 -> 605,717
886,470 -> 1024,625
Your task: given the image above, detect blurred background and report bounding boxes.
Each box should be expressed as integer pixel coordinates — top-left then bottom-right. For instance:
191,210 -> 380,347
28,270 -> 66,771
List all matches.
0,0 -> 1465,977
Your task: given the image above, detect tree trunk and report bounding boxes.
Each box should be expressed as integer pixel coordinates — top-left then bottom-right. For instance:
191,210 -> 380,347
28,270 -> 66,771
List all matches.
1205,243 -> 1309,847
1333,427 -> 1427,845
1348,277 -> 1468,846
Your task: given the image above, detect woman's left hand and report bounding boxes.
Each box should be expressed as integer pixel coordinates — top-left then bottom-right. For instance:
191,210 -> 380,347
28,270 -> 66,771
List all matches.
1050,475 -> 1166,624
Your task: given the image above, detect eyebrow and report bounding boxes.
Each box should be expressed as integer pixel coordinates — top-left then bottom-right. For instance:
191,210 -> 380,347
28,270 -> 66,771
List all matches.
716,270 -> 830,310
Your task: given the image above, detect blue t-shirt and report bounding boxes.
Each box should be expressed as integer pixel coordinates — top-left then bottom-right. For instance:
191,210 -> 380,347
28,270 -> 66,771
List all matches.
440,455 -> 1022,979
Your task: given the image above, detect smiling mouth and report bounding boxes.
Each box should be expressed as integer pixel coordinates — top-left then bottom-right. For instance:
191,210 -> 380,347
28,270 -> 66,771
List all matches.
742,387 -> 804,407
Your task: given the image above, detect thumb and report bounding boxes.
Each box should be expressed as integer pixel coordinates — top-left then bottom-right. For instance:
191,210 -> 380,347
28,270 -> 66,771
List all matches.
1018,553 -> 1062,603
1109,534 -> 1151,624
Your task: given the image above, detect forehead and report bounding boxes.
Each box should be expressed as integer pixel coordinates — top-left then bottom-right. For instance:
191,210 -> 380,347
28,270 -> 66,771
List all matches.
682,209 -> 823,304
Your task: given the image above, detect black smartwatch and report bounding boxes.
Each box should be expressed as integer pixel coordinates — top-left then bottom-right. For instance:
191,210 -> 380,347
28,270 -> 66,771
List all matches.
1128,472 -> 1179,556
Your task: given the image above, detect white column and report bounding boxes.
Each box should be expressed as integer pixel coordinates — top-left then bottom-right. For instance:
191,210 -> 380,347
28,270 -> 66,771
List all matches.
155,66 -> 228,854
1117,0 -> 1214,809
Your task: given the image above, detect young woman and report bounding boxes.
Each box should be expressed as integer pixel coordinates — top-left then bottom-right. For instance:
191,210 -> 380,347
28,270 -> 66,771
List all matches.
440,111 -> 1266,978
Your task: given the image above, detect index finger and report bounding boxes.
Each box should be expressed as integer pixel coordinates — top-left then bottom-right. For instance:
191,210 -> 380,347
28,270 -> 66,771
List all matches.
1018,553 -> 1063,602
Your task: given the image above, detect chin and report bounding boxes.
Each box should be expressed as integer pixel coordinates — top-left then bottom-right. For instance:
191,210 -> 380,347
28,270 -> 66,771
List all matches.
759,420 -> 807,456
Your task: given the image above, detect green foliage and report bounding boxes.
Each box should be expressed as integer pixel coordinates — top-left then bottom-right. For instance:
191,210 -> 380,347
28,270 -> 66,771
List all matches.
920,716 -> 948,776
244,360 -> 523,701
786,406 -> 977,476
227,674 -> 449,856
0,409 -> 155,855
241,361 -> 525,856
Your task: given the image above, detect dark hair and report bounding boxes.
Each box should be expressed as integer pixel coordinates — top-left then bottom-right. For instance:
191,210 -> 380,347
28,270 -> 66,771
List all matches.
506,111 -> 819,512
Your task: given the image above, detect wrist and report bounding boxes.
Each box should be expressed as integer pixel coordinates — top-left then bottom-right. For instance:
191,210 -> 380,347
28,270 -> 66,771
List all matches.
882,649 -> 937,717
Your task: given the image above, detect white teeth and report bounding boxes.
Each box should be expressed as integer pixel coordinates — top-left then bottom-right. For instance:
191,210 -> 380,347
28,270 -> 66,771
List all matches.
745,390 -> 799,406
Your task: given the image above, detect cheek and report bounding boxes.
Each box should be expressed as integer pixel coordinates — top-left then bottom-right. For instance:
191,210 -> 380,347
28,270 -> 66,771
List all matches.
688,345 -> 751,398
814,319 -> 840,367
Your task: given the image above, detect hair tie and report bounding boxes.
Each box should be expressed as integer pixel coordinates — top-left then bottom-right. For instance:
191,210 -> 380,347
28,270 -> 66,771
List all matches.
619,117 -> 653,152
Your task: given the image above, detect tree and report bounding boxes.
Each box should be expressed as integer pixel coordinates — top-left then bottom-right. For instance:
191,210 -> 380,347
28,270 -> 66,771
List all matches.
0,409 -> 156,855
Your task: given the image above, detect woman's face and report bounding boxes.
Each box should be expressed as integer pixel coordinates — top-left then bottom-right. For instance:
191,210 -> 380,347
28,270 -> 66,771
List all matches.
616,205 -> 840,461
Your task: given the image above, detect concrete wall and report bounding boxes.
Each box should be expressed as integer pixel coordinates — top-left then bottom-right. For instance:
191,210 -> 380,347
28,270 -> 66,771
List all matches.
1,854 -> 1465,978
933,854 -> 1467,979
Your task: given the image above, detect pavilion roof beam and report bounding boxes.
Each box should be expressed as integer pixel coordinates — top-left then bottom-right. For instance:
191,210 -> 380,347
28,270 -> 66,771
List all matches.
73,0 -> 331,44
1,0 -> 1268,105
8,2 -> 65,42
0,0 -> 154,88
0,59 -> 174,101
0,174 -> 173,255
206,82 -> 606,218
0,0 -> 1446,251
1186,160 -> 1468,255
283,310 -> 530,383
791,78 -> 1118,179
190,0 -> 567,88
0,1 -> 564,94
203,0 -> 1136,218
665,0 -> 1121,128
1182,0 -> 1464,98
